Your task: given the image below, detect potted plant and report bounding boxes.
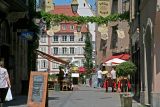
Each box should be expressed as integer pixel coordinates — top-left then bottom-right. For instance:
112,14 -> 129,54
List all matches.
116,61 -> 137,77
116,61 -> 137,107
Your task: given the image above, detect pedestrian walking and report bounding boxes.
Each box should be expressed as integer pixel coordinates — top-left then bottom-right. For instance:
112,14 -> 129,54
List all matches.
58,66 -> 64,91
0,61 -> 11,107
97,68 -> 102,88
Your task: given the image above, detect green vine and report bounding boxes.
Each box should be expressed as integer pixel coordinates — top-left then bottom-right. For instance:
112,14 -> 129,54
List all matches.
37,11 -> 129,25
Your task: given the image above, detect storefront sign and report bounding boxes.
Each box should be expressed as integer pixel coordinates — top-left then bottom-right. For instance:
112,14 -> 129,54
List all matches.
27,72 -> 48,107
71,73 -> 79,77
98,0 -> 110,17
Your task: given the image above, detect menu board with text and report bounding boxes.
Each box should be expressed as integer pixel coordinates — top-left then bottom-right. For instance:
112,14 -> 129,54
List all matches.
27,72 -> 48,107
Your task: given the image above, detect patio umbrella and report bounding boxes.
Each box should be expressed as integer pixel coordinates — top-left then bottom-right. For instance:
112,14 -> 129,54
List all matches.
105,58 -> 126,66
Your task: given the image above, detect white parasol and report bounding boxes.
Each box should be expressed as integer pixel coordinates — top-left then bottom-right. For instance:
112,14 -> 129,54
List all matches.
105,58 -> 126,66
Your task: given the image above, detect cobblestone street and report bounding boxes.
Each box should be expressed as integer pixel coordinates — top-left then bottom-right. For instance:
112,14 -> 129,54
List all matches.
4,85 -> 140,107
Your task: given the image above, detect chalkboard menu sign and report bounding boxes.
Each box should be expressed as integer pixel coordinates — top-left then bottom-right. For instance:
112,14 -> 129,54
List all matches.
27,72 -> 48,107
32,75 -> 44,102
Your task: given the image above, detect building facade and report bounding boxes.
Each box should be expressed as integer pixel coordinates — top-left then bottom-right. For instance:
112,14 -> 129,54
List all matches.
139,0 -> 160,106
130,0 -> 160,106
37,5 -> 89,73
96,0 -> 130,65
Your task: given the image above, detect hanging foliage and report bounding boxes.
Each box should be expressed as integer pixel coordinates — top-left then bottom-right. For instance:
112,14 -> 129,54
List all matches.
36,11 -> 129,25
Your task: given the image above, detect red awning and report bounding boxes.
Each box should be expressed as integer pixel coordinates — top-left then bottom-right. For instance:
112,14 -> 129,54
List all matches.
103,54 -> 130,63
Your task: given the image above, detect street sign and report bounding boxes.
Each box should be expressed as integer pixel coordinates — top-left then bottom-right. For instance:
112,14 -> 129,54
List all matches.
27,72 -> 48,107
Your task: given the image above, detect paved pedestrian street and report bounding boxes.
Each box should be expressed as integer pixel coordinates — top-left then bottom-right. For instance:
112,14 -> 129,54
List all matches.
49,86 -> 140,107
4,85 -> 140,107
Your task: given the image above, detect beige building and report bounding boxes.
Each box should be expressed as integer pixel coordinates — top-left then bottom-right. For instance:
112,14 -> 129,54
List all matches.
96,0 -> 130,65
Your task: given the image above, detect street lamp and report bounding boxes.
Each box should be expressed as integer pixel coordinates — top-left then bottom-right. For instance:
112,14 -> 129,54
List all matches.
71,0 -> 79,14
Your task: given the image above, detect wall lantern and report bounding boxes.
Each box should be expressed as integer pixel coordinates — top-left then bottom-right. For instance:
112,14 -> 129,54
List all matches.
71,0 -> 79,14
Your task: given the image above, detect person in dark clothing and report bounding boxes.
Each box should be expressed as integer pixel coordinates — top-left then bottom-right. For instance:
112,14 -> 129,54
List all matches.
58,66 -> 64,91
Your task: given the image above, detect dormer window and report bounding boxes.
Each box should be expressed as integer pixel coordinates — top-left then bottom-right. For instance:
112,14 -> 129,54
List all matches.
62,24 -> 67,30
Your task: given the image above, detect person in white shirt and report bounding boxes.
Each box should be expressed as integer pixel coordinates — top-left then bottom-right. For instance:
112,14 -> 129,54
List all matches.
97,68 -> 102,88
111,67 -> 117,81
0,61 -> 11,106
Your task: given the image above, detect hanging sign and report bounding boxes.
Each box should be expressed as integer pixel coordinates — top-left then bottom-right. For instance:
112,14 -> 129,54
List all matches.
98,0 -> 111,17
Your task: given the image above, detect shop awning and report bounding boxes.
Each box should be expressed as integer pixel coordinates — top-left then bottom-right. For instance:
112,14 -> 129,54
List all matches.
103,54 -> 130,63
36,50 -> 69,65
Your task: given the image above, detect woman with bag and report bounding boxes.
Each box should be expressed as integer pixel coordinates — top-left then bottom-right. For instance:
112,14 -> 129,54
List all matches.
0,61 -> 11,107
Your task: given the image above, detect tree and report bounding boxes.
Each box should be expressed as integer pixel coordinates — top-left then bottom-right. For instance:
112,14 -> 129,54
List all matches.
83,33 -> 93,74
116,61 -> 137,77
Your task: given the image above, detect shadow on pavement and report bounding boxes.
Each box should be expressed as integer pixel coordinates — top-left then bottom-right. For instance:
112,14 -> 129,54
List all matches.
48,96 -> 60,101
4,96 -> 27,107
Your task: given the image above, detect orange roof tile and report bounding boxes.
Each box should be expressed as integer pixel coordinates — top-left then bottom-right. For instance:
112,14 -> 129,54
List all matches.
80,25 -> 89,32
49,5 -> 79,16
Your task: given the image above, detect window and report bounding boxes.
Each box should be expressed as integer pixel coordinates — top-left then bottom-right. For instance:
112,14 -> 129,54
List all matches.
80,47 -> 84,54
52,35 -> 58,42
39,46 -> 46,53
70,25 -> 74,30
79,34 -> 84,42
112,0 -> 118,14
40,33 -> 46,43
70,35 -> 74,41
62,47 -> 67,54
70,47 -> 74,54
52,62 -> 59,69
52,47 -> 58,55
62,24 -> 66,30
110,26 -> 118,49
40,60 -> 48,69
62,35 -> 67,42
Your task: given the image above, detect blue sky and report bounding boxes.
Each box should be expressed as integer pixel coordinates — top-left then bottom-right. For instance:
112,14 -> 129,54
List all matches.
54,0 -> 96,11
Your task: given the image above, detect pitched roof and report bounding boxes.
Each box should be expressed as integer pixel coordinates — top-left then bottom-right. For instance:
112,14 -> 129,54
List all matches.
49,5 -> 79,16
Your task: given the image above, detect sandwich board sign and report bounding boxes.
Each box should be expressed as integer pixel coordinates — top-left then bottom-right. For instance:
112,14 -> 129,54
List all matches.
27,72 -> 48,107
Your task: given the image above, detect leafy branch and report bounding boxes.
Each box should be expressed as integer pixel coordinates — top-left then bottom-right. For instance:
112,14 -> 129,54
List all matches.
37,11 -> 129,25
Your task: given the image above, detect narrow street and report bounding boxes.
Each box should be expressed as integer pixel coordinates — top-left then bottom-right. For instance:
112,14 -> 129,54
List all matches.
4,85 -> 140,107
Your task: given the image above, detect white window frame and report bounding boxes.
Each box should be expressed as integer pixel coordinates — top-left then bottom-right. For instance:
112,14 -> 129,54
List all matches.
39,46 -> 46,53
70,35 -> 74,42
79,34 -> 85,42
70,47 -> 75,54
70,25 -> 74,30
62,47 -> 67,55
52,35 -> 58,42
62,35 -> 67,42
52,62 -> 59,69
52,47 -> 58,55
62,24 -> 67,30
40,33 -> 46,43
40,60 -> 48,69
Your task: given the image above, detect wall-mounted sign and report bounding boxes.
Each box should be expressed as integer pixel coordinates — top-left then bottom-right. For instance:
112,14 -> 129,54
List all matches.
21,31 -> 33,40
98,24 -> 109,40
98,0 -> 110,17
27,72 -> 48,107
71,73 -> 79,77
116,30 -> 125,38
